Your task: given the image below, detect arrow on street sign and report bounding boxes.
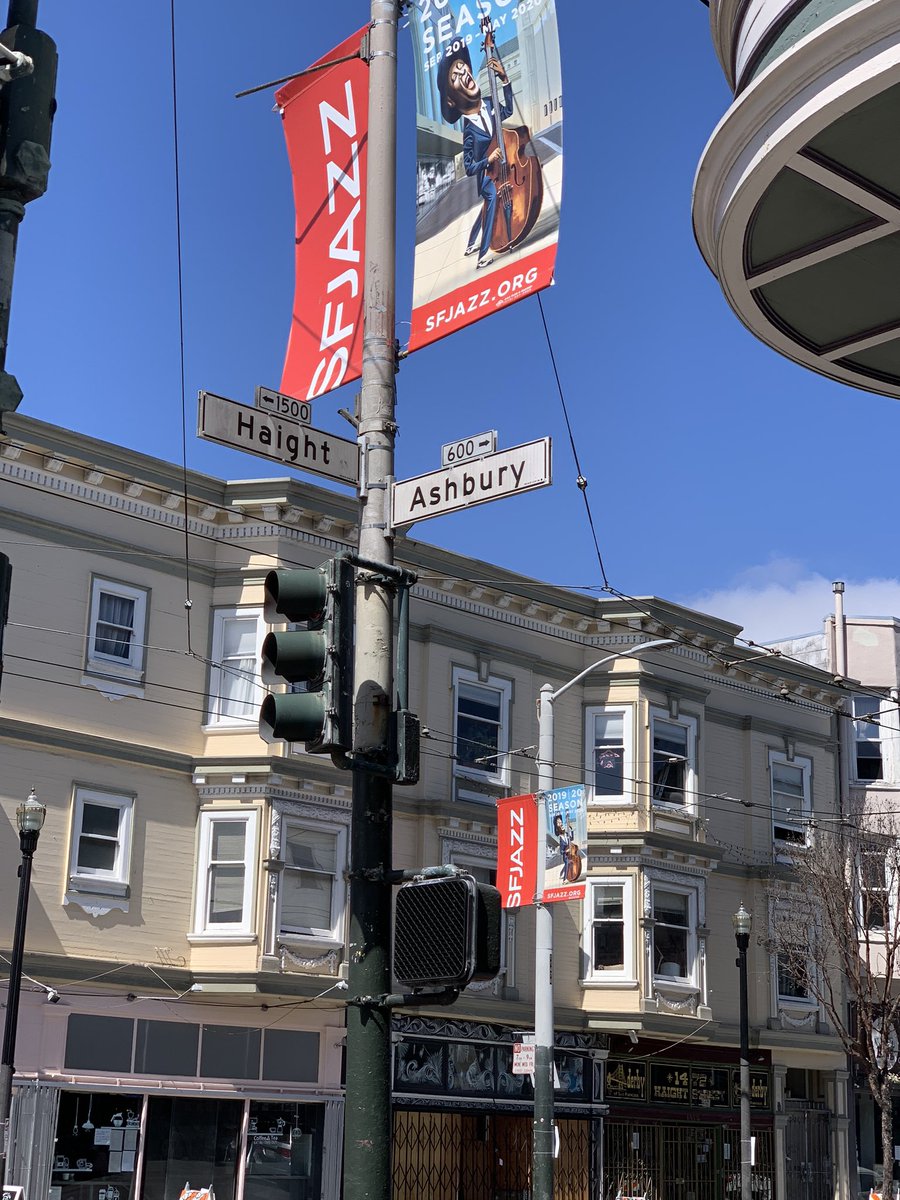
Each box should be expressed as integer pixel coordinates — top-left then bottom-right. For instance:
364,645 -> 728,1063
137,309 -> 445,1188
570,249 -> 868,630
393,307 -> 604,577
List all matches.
197,391 -> 359,487
391,437 -> 551,527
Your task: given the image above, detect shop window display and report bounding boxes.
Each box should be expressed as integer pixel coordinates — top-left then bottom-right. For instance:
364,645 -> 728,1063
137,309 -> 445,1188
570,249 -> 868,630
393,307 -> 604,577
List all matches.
243,1101 -> 324,1200
51,1091 -> 143,1200
141,1097 -> 242,1200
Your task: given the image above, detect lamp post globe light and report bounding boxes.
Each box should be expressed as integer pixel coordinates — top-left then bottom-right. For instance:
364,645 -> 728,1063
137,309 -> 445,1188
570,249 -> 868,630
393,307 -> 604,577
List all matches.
532,638 -> 676,1200
0,788 -> 46,1187
732,902 -> 753,1200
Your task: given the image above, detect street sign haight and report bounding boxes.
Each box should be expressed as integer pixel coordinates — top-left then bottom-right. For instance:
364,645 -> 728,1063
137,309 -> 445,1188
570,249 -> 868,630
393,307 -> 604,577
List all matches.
197,390 -> 358,487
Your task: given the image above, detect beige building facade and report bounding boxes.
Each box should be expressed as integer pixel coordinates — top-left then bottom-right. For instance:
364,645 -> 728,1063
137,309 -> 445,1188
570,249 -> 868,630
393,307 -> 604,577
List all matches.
0,414 -> 853,1200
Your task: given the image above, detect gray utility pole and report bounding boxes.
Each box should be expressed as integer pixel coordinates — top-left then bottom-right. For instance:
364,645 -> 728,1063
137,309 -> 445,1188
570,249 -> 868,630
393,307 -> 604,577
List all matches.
534,640 -> 676,1200
0,0 -> 56,423
342,3 -> 399,1200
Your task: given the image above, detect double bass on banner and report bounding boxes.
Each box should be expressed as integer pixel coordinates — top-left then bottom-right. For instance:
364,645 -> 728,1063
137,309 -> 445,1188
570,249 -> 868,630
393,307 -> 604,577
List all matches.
435,20 -> 544,269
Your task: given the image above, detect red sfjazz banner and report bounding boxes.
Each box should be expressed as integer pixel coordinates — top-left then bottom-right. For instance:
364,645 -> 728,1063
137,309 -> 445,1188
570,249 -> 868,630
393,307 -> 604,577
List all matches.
276,29 -> 369,401
496,793 -> 538,909
407,1 -> 563,352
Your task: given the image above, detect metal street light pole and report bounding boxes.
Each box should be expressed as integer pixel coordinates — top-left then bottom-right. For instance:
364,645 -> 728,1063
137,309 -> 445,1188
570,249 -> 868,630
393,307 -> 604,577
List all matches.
733,902 -> 753,1200
342,4 -> 399,1200
533,638 -> 676,1200
0,788 -> 46,1187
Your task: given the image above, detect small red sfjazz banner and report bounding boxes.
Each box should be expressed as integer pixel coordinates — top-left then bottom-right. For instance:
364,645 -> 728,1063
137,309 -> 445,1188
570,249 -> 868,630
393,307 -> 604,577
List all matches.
276,28 -> 369,402
496,793 -> 538,909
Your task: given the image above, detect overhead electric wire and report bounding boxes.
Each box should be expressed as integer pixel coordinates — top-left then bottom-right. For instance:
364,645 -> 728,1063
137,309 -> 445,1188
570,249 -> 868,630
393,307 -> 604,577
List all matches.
168,0 -> 194,654
537,292 -> 610,588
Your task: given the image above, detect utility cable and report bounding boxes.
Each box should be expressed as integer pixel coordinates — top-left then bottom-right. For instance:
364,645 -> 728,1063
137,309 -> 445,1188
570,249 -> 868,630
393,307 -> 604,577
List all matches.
537,292 -> 610,589
169,0 -> 194,653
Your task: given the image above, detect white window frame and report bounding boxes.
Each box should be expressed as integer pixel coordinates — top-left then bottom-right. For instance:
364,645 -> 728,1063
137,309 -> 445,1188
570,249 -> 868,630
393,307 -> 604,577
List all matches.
192,809 -> 259,938
852,695 -> 884,783
858,841 -> 893,937
582,875 -> 635,986
774,952 -> 816,1009
650,882 -> 698,987
650,709 -> 698,810
68,786 -> 134,890
769,751 -> 812,850
85,577 -> 148,680
452,667 -> 512,790
584,705 -> 633,805
206,607 -> 264,727
278,818 -> 347,945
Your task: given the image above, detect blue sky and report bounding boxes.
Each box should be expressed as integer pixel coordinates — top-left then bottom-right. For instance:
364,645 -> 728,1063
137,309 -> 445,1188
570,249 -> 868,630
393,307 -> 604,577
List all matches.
9,1 -> 900,641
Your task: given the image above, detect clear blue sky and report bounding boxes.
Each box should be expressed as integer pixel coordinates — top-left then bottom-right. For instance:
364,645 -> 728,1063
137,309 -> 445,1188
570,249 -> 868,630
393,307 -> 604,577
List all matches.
9,1 -> 899,637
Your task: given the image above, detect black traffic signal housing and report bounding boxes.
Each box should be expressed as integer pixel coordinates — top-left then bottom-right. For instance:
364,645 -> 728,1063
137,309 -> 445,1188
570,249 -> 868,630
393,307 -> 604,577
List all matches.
259,558 -> 354,754
393,874 -> 502,989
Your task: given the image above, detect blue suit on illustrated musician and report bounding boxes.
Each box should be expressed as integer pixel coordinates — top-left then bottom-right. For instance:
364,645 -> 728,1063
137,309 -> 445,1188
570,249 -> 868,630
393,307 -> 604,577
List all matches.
437,44 -> 513,271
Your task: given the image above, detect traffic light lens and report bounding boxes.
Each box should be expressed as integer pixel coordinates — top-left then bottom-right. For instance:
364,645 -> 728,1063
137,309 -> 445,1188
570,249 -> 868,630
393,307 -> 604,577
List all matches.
259,692 -> 327,744
261,630 -> 327,686
263,568 -> 328,624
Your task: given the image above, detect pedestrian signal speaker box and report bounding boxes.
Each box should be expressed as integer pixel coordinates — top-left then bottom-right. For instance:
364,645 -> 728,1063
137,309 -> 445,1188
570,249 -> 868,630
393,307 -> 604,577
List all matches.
393,874 -> 502,989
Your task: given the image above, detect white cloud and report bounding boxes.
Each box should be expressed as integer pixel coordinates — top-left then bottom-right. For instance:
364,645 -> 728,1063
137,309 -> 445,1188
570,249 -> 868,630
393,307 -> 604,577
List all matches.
682,565 -> 900,645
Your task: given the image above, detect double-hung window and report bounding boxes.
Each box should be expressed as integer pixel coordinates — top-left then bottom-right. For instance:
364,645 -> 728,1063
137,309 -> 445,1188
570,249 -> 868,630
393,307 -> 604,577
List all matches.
652,887 -> 696,984
453,668 -> 511,789
207,608 -> 264,725
86,577 -> 148,679
583,876 -> 634,983
69,787 -> 134,890
776,954 -> 811,1003
650,711 -> 697,807
859,842 -> 891,933
585,706 -> 632,803
852,696 -> 883,781
770,752 -> 812,847
280,821 -> 346,942
193,810 -> 258,937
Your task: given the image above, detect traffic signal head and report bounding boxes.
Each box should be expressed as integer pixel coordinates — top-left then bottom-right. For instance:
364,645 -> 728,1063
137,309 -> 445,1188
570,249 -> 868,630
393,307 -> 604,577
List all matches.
259,558 -> 354,754
393,874 -> 502,989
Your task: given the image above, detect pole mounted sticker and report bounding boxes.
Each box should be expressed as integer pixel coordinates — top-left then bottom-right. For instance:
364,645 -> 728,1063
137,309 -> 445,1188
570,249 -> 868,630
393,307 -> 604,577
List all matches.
276,28 -> 369,401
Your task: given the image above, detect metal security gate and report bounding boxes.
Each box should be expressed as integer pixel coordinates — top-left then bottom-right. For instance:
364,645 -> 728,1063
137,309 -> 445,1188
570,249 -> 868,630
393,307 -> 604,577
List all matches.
392,1109 -> 590,1199
784,1103 -> 832,1200
604,1121 -> 775,1200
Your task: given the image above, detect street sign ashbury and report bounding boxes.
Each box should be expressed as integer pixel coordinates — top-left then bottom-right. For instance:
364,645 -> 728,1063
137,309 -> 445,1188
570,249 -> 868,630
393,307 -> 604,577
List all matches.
197,392 -> 358,487
392,437 -> 551,527
440,429 -> 497,467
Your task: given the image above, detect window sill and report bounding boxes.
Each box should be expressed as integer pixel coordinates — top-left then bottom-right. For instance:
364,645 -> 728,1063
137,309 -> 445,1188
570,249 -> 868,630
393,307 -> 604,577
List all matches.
278,934 -> 343,951
68,876 -> 130,897
653,977 -> 699,994
588,799 -> 635,809
186,932 -> 258,945
455,769 -> 506,788
85,658 -> 145,682
201,721 -> 259,734
581,977 -> 639,989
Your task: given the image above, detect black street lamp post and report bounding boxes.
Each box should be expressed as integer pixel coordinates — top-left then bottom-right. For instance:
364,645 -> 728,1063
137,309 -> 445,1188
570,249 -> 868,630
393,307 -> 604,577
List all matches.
733,902 -> 752,1200
0,788 -> 46,1187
